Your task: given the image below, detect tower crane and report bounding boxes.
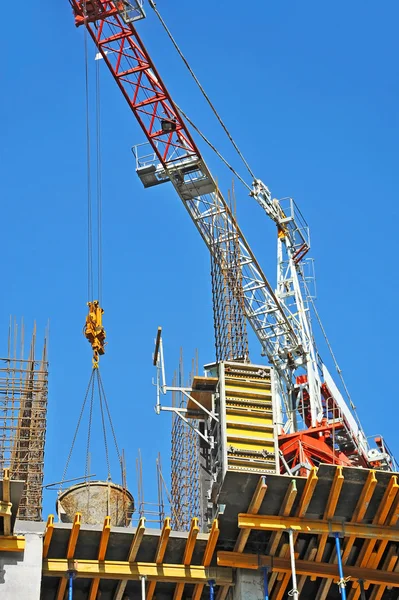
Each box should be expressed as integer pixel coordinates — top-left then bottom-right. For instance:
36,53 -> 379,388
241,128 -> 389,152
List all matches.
67,0 -> 395,474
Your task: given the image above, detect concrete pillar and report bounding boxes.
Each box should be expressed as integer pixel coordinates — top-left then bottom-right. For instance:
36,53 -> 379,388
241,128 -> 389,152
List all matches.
0,521 -> 44,599
232,568 -> 264,600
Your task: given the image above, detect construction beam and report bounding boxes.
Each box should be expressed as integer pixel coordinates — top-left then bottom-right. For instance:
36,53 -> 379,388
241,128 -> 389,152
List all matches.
146,517 -> 171,600
217,551 -> 399,587
369,492 -> 399,572
315,469 -> 378,600
237,513 -> 399,541
43,559 -> 233,585
43,515 -> 54,559
192,519 -> 220,600
347,475 -> 399,598
369,545 -> 399,600
56,512 -> 81,600
0,536 -> 25,552
268,479 -> 297,556
114,517 -> 146,600
89,516 -> 111,600
174,517 -> 200,600
270,469 -> 316,596
234,475 -> 267,553
215,477 -> 268,600
2,468 -> 11,536
308,466 -> 344,583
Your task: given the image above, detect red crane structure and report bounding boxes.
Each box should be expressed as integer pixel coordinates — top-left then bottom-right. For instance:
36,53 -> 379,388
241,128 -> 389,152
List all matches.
67,0 -> 395,476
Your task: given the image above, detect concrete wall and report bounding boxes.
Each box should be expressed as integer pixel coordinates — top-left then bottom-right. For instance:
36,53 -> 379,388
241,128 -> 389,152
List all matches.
232,568 -> 265,600
0,521 -> 44,599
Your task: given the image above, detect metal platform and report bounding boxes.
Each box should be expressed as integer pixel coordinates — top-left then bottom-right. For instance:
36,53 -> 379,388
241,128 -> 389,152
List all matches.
40,516 -> 230,600
217,464 -> 399,599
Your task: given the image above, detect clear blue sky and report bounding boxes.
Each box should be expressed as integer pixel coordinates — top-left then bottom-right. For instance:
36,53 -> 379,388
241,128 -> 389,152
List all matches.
1,1 -> 398,520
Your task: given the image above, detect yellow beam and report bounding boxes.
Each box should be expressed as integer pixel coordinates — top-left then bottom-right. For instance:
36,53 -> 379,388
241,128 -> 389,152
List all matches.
369,546 -> 399,600
43,515 -> 54,559
271,469 -> 318,597
43,559 -> 233,585
192,519 -> 220,600
317,468 -> 378,600
314,467 -> 344,566
216,585 -> 232,600
369,492 -> 399,571
221,481 -> 261,600
234,475 -> 267,553
0,535 -> 25,552
348,475 -> 399,595
2,468 -> 11,536
217,551 -> 399,587
297,467 -> 318,516
114,517 -> 146,600
174,518 -> 200,600
89,516 -> 111,600
237,512 -> 399,541
56,512 -> 81,600
146,517 -> 171,600
316,469 -> 378,600
268,479 -> 297,555
267,479 -> 297,592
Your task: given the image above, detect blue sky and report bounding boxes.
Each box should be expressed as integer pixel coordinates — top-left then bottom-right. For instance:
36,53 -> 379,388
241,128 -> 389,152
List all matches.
1,1 -> 398,520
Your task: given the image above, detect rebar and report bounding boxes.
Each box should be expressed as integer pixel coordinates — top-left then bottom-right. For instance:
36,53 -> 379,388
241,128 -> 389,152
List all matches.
0,321 -> 48,521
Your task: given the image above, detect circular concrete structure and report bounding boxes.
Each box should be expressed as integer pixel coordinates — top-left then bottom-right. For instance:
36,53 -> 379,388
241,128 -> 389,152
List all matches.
57,481 -> 134,526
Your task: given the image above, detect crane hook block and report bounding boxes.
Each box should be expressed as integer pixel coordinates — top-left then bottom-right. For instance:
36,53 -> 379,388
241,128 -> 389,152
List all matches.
85,300 -> 106,368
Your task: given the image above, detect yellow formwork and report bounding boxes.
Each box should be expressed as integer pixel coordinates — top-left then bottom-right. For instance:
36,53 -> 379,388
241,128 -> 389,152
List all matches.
222,362 -> 278,473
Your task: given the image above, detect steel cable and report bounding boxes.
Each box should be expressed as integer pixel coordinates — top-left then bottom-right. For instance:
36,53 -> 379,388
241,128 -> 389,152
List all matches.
148,1 -> 257,181
59,369 -> 95,493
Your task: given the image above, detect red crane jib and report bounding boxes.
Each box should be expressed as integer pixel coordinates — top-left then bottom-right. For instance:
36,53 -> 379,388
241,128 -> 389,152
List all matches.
70,1 -> 200,168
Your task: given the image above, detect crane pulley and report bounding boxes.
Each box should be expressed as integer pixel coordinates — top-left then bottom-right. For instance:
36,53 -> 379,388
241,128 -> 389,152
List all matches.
84,301 -> 106,368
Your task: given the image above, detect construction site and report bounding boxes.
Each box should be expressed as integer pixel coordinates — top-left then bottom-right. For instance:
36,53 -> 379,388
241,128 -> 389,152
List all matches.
1,2 -> 398,599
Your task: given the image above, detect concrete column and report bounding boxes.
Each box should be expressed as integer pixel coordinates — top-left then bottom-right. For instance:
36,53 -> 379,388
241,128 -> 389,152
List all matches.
0,521 -> 44,599
232,568 -> 264,600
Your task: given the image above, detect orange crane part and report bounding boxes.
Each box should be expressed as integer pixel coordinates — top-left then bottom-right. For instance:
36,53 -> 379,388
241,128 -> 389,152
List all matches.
84,300 -> 106,368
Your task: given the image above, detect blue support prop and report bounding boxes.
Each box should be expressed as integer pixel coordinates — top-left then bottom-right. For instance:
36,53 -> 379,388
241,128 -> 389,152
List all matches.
263,567 -> 269,600
334,533 -> 347,600
68,572 -> 74,600
209,579 -> 215,600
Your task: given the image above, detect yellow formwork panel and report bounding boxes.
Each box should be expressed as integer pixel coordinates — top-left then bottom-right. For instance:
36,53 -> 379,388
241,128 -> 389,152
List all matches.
226,412 -> 273,426
227,439 -> 275,452
225,383 -> 271,396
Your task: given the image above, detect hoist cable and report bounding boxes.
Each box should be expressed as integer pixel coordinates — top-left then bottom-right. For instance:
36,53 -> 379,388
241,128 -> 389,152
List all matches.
85,371 -> 96,478
97,371 -> 111,480
83,4 -> 94,301
98,369 -> 121,463
302,278 -> 364,430
175,103 -> 252,193
59,369 -> 96,492
148,1 -> 257,182
95,56 -> 103,304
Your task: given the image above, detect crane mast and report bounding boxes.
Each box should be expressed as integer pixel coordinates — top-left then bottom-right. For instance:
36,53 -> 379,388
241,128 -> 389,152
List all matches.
69,0 -> 394,472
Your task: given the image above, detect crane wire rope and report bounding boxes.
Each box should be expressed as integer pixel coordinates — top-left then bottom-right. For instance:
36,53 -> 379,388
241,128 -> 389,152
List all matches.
97,372 -> 111,480
96,54 -> 103,304
302,278 -> 360,420
83,6 -> 94,301
149,1 -> 362,431
85,371 -> 96,479
60,5 -> 120,488
175,103 -> 252,193
148,0 -> 257,182
59,369 -> 96,492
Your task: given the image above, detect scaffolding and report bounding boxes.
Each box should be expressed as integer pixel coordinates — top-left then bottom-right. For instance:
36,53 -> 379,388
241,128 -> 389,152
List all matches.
211,187 -> 249,363
0,320 -> 48,521
171,350 -> 201,531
